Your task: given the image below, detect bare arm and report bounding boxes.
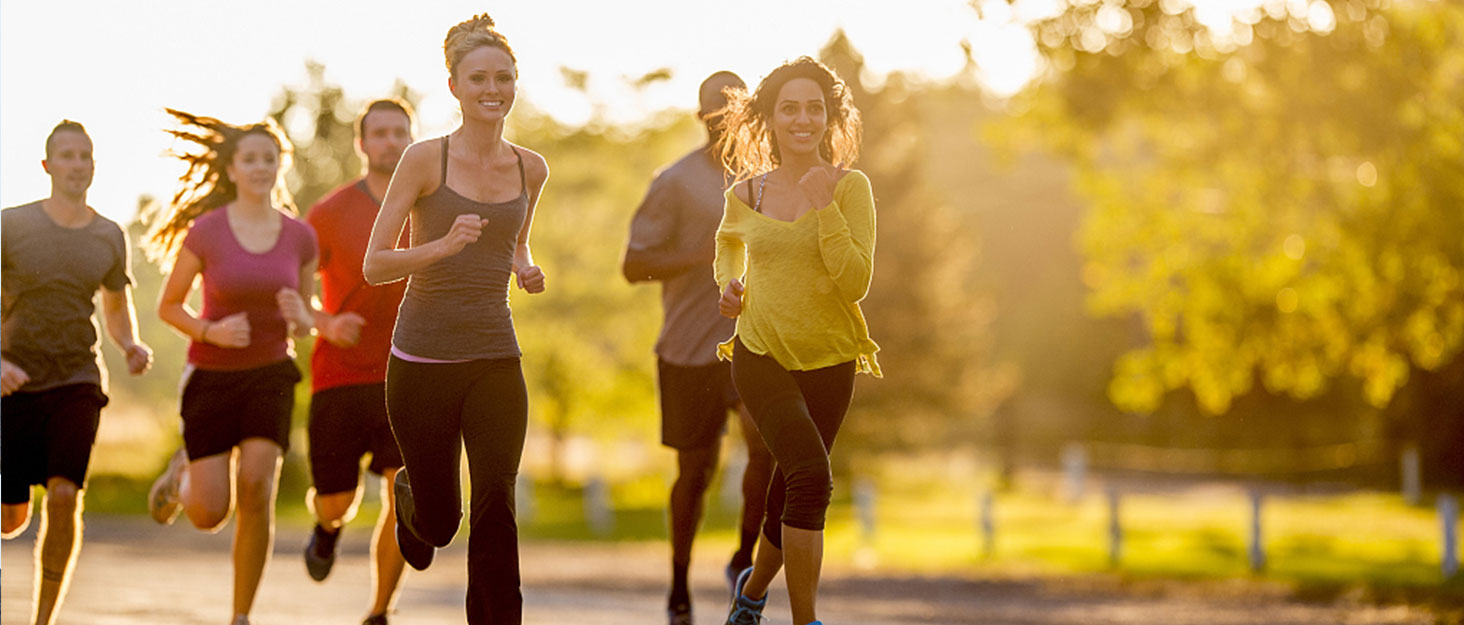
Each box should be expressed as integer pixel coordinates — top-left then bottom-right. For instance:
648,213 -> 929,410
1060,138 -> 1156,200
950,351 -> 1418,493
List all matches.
363,141 -> 468,285
157,247 -> 210,341
100,286 -> 152,375
158,247 -> 249,348
621,177 -> 707,283
512,147 -> 550,294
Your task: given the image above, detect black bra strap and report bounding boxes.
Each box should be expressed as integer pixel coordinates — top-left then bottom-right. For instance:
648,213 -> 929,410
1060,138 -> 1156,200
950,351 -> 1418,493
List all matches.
439,136 -> 451,186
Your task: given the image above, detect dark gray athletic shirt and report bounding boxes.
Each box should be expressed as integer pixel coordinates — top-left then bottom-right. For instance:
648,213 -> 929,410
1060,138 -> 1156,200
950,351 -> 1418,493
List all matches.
1,201 -> 131,391
391,137 -> 528,361
625,148 -> 735,367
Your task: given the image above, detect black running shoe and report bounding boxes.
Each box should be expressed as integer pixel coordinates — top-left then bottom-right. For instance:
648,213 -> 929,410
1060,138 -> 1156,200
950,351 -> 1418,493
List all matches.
393,469 -> 435,570
668,601 -> 693,625
304,523 -> 341,581
361,613 -> 389,625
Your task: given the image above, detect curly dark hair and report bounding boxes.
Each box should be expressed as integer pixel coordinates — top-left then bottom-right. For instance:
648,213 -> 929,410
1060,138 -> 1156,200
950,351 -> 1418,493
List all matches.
717,56 -> 861,181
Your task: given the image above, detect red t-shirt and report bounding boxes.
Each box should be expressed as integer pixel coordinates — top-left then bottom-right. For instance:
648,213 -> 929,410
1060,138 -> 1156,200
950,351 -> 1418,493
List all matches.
184,207 -> 318,371
305,181 -> 407,392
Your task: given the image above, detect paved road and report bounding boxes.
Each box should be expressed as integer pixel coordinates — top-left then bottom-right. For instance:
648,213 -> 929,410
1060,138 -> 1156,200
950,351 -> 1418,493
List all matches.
0,516 -> 1438,625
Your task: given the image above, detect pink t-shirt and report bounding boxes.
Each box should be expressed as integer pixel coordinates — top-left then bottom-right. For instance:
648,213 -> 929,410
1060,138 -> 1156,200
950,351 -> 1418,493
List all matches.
183,207 -> 318,371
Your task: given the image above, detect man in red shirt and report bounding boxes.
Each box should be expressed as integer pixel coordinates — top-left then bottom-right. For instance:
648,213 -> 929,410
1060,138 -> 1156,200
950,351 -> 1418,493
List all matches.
300,99 -> 414,625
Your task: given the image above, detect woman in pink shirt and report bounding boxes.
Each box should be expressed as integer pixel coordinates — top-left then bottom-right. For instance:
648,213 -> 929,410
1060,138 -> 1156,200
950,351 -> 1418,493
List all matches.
144,110 -> 317,625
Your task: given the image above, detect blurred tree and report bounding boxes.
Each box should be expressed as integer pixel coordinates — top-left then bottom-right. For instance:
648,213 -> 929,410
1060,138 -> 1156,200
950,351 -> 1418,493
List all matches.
1000,0 -> 1464,417
994,0 -> 1464,482
818,32 -> 1019,458
505,102 -> 698,484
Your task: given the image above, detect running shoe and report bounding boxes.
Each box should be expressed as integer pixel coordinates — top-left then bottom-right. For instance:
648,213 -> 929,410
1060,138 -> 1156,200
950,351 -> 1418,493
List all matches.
230,615 -> 250,625
668,601 -> 693,625
304,523 -> 341,581
361,614 -> 388,625
393,469 -> 435,570
723,566 -> 766,625
147,449 -> 187,525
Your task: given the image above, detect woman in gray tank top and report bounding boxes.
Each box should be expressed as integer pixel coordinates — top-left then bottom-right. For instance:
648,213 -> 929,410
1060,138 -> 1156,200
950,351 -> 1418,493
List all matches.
362,13 -> 549,625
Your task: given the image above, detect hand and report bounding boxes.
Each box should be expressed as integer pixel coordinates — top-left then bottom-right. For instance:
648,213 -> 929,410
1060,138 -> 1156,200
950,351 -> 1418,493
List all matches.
437,214 -> 489,257
719,279 -> 744,318
205,312 -> 251,348
321,312 -> 366,348
123,343 -> 152,376
275,288 -> 313,333
1,358 -> 30,396
798,163 -> 846,209
515,264 -> 546,294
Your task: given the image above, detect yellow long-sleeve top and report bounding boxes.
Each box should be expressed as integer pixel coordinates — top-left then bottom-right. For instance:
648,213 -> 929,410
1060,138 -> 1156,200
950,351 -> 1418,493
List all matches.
713,170 -> 881,376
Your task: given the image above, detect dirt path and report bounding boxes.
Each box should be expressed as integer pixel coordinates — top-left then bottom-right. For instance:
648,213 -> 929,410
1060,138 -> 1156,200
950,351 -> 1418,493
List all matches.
0,516 -> 1438,624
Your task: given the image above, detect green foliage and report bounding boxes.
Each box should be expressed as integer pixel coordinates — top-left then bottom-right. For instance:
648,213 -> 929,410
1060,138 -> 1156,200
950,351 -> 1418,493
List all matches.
819,33 -> 1017,452
1010,0 -> 1464,414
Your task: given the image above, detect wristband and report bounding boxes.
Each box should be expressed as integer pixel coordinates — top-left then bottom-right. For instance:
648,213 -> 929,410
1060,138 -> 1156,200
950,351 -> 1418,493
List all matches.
197,320 -> 212,344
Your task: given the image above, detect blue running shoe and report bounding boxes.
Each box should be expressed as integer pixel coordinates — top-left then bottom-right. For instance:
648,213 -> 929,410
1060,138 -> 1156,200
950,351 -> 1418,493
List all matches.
724,566 -> 766,625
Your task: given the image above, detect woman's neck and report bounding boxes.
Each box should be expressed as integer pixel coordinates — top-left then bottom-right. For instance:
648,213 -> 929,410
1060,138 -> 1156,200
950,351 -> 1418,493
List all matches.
230,191 -> 274,219
774,151 -> 826,182
456,117 -> 508,159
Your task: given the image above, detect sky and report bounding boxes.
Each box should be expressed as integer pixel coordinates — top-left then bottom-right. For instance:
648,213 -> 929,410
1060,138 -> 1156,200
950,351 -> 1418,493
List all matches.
0,0 -> 1264,224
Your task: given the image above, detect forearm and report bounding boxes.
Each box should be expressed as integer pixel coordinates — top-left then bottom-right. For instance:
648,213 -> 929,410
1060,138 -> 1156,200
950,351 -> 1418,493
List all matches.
713,235 -> 745,292
623,244 -> 710,282
101,293 -> 141,349
815,201 -> 874,302
363,241 -> 446,285
513,243 -> 534,271
158,301 -> 208,342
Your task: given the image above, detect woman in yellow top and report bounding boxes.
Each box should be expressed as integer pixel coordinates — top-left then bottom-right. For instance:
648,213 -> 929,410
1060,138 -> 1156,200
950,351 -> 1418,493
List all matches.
713,56 -> 879,625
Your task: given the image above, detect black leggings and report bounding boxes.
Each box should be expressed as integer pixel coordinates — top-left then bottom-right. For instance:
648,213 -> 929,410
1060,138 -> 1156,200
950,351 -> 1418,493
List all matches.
386,355 -> 527,625
731,340 -> 855,549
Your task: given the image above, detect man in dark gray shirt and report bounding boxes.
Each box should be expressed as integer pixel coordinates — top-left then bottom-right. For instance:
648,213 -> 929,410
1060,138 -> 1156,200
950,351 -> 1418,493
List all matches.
623,72 -> 773,625
1,121 -> 152,625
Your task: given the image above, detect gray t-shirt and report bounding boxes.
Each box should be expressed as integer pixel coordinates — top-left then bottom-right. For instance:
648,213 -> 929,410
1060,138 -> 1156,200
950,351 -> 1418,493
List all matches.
626,148 -> 735,367
2,201 -> 131,392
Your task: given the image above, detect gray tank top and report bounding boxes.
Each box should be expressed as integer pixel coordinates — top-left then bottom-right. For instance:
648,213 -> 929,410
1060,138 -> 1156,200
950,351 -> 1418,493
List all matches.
391,136 -> 528,360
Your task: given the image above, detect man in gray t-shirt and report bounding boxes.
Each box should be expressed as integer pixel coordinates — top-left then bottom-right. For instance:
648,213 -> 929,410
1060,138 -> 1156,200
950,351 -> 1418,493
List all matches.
623,71 -> 773,625
1,121 -> 152,625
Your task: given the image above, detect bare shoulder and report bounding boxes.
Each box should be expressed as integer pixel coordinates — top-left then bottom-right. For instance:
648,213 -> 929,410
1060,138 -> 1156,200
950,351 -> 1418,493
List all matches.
510,143 -> 550,186
396,139 -> 444,182
731,178 -> 753,206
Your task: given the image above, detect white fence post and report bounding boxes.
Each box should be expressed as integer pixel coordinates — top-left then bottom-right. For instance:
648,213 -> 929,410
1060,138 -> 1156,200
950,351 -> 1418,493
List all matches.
1107,488 -> 1122,567
1063,443 -> 1088,503
1248,489 -> 1266,573
1402,444 -> 1422,505
854,478 -> 878,569
584,476 -> 613,536
1441,494 -> 1459,578
980,490 -> 995,559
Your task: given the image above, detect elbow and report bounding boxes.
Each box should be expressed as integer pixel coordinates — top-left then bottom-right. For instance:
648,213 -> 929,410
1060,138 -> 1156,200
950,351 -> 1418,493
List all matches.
621,256 -> 650,283
362,254 -> 385,286
838,271 -> 874,302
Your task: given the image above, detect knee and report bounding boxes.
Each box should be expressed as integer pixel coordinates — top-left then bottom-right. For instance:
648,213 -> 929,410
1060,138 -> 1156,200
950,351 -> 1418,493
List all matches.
676,452 -> 717,492
45,480 -> 81,517
418,514 -> 461,548
2,504 -> 32,537
234,475 -> 276,517
187,503 -> 231,531
312,490 -> 356,523
779,457 -> 832,530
